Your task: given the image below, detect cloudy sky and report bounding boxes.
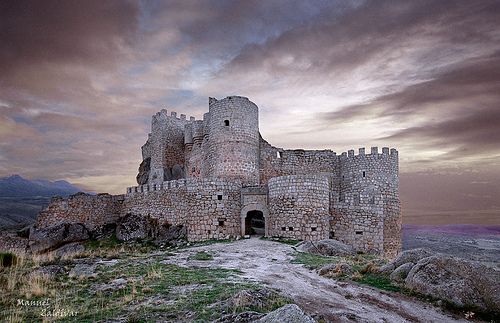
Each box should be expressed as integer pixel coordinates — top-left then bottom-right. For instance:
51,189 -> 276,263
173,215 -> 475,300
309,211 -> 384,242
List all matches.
1,0 -> 499,224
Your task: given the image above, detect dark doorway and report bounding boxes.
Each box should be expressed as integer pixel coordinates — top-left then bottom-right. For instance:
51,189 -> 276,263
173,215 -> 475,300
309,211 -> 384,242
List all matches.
245,210 -> 265,235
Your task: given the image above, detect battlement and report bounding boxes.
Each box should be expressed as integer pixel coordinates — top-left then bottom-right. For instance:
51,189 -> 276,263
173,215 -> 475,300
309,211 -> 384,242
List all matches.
126,178 -> 242,195
339,147 -> 398,159
151,109 -> 196,124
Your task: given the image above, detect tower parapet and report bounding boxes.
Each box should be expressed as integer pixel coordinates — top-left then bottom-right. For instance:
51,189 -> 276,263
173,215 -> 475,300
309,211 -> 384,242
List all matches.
205,96 -> 260,185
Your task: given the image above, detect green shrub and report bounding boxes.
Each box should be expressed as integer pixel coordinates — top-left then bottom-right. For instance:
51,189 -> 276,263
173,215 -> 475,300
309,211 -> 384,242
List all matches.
0,252 -> 17,267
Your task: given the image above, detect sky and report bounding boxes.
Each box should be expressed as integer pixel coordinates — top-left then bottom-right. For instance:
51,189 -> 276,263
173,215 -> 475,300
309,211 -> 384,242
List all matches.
1,0 -> 499,225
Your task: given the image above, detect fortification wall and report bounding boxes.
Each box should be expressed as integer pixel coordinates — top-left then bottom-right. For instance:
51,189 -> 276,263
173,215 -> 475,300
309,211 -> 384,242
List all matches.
146,110 -> 195,184
125,178 -> 242,241
205,96 -> 260,185
36,193 -> 124,232
268,175 -> 330,240
259,137 -> 338,185
330,147 -> 400,256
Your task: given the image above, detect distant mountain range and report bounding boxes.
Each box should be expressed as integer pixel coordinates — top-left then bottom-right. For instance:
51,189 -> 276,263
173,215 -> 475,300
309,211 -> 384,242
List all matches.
0,175 -> 86,229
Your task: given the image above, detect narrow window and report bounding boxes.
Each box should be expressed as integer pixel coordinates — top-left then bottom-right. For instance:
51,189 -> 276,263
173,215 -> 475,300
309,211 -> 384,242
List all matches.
276,151 -> 282,158
281,227 -> 286,231
288,227 -> 293,231
208,230 -> 211,234
224,120 -> 229,126
311,227 -> 317,231
339,193 -> 345,202
362,171 -> 366,177
218,220 -> 225,226
355,231 -> 363,235
329,231 -> 335,238
217,195 -> 222,200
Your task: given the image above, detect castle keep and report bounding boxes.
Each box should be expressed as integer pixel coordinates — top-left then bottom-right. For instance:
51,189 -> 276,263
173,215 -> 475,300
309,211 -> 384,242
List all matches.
37,96 -> 401,257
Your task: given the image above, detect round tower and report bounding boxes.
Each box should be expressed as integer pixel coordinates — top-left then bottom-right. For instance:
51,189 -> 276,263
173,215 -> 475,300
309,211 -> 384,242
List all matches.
206,96 -> 260,185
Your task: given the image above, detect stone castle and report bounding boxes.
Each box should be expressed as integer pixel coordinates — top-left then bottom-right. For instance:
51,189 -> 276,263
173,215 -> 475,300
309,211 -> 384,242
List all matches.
37,96 -> 401,257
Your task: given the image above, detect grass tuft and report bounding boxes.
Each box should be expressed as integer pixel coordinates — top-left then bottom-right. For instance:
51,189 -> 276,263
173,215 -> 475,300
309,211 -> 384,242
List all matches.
189,251 -> 213,261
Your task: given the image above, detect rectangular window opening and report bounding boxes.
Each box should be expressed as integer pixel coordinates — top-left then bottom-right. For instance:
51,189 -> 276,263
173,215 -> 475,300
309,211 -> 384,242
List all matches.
329,231 -> 335,238
355,231 -> 363,235
362,171 -> 366,177
217,195 -> 223,200
281,227 -> 286,231
288,227 -> 293,231
218,220 -> 225,226
311,227 -> 317,231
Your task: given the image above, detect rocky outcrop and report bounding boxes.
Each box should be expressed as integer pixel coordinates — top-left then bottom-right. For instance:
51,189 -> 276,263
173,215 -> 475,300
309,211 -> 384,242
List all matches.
378,248 -> 433,274
29,223 -> 89,253
136,157 -> 150,185
116,213 -> 152,241
405,255 -> 500,314
381,248 -> 500,314
116,213 -> 186,244
257,304 -> 315,323
389,262 -> 414,283
297,239 -> 355,257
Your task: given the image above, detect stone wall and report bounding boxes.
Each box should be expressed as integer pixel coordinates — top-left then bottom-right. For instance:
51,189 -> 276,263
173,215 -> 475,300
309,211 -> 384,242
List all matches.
330,147 -> 400,256
36,193 -> 124,233
268,175 -> 330,240
125,179 -> 242,241
259,137 -> 338,185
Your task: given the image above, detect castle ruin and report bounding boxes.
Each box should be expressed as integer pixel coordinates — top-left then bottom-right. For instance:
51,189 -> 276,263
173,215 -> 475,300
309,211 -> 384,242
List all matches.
37,96 -> 401,257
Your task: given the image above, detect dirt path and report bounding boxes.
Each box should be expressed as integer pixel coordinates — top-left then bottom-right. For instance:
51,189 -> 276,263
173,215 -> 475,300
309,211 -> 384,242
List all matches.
164,238 -> 468,323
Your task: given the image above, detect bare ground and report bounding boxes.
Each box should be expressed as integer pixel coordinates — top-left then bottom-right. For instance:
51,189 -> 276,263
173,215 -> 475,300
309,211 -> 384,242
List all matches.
163,237 -> 468,323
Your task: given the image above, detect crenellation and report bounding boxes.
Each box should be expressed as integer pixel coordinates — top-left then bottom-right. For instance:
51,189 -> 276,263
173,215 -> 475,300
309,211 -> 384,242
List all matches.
36,95 -> 401,257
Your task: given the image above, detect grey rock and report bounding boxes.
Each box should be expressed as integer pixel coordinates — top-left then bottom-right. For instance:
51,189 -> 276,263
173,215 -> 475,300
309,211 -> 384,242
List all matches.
116,213 -> 150,241
156,224 -> 187,243
215,311 -> 264,323
405,254 -> 500,313
53,242 -> 85,258
389,262 -> 414,283
258,304 -> 315,323
136,157 -> 150,185
29,223 -> 89,253
95,278 -> 127,292
379,248 -> 433,274
69,263 -> 97,278
297,239 -> 355,257
32,265 -> 64,278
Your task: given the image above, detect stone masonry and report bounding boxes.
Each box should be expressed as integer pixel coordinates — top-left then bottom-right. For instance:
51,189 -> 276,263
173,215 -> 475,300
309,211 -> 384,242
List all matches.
36,96 -> 402,257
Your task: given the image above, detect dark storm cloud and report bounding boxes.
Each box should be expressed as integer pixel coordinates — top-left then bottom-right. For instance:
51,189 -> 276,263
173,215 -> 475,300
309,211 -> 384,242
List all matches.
222,0 -> 500,76
0,0 -> 139,76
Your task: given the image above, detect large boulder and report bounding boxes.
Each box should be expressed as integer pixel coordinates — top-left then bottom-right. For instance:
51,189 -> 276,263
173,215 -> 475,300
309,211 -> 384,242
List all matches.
379,248 -> 433,274
116,213 -> 152,241
156,224 -> 187,243
257,304 -> 315,323
297,239 -> 355,257
405,255 -> 500,313
389,262 -> 414,283
29,223 -> 89,253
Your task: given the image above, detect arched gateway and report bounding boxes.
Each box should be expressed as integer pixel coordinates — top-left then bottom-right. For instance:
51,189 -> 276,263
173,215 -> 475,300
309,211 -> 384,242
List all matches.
240,203 -> 269,237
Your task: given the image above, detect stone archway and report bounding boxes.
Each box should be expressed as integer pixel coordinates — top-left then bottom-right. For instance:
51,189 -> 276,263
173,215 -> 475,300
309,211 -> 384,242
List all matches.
240,203 -> 269,237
